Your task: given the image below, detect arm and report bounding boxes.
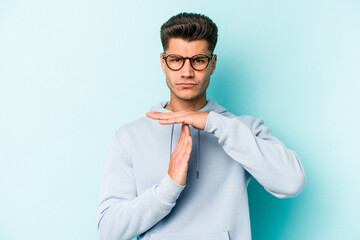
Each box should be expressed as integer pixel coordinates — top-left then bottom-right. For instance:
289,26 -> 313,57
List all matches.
204,111 -> 306,198
146,110 -> 306,198
96,134 -> 185,240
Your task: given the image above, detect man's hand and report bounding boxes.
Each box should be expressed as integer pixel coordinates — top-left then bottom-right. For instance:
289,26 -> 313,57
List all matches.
146,111 -> 209,130
167,124 -> 193,186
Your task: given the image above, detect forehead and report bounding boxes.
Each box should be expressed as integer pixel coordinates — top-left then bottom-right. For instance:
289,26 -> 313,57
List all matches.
166,38 -> 210,56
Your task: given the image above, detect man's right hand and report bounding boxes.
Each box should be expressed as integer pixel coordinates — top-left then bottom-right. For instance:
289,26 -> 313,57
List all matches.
168,124 -> 193,186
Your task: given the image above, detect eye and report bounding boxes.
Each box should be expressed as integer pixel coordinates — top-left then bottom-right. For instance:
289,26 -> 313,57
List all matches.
193,57 -> 207,63
168,57 -> 182,62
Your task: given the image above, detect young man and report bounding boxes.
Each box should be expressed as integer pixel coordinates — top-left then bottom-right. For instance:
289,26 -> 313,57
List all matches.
97,12 -> 306,240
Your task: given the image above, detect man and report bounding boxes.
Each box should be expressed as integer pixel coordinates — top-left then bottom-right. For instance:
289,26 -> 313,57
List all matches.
97,12 -> 306,240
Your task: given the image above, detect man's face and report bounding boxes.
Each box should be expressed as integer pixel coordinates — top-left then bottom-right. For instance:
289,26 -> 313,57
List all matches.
161,38 -> 217,102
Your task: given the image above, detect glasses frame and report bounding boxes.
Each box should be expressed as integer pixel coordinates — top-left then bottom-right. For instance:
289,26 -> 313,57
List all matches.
162,53 -> 214,71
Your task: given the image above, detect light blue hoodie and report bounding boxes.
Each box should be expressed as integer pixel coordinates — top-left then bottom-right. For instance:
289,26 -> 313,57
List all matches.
97,99 -> 306,240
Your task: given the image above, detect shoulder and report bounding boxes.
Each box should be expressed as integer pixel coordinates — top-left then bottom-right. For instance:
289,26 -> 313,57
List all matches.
113,115 -> 156,144
114,116 -> 152,138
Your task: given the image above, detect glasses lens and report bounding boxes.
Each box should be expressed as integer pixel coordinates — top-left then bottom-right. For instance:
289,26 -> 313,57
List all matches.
191,56 -> 209,70
166,55 -> 183,70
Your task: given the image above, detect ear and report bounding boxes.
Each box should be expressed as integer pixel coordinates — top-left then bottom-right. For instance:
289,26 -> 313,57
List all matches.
210,54 -> 217,75
160,53 -> 166,73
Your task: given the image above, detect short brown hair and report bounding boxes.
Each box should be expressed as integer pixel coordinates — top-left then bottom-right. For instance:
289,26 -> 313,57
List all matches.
160,12 -> 218,53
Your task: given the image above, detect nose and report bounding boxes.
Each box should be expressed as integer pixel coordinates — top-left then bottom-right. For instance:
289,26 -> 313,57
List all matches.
181,58 -> 195,78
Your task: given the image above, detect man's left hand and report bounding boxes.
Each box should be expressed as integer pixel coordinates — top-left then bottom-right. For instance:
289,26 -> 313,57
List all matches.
146,111 -> 209,130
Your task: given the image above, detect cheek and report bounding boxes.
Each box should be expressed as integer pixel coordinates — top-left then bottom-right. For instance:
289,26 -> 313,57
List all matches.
165,72 -> 176,87
165,71 -> 177,82
200,71 -> 212,83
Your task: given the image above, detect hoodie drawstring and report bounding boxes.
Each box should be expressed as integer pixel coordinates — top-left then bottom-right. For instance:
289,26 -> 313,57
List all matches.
196,129 -> 200,179
169,124 -> 175,161
169,124 -> 200,180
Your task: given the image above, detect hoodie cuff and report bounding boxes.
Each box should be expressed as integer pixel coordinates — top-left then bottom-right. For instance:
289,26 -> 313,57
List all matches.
155,173 -> 186,204
204,111 -> 222,134
204,111 -> 250,140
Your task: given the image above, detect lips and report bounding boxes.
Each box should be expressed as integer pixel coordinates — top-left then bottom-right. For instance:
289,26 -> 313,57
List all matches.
177,82 -> 197,88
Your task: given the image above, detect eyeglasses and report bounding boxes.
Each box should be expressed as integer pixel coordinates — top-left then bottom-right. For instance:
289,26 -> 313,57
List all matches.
162,53 -> 214,71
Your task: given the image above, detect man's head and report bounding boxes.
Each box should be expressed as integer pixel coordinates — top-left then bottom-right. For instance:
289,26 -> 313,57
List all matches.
160,12 -> 218,54
160,12 -> 218,104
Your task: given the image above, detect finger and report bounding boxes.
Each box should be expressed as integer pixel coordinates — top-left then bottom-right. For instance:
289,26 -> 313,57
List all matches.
184,124 -> 190,137
148,111 -> 188,117
177,135 -> 192,160
179,123 -> 186,142
181,136 -> 193,159
147,111 -> 189,120
178,123 -> 189,148
174,126 -> 186,154
159,116 -> 188,125
174,124 -> 189,157
146,111 -> 168,119
180,126 -> 192,156
185,136 -> 193,155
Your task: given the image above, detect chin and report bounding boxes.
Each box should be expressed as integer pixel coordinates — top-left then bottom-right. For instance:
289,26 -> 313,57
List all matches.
170,85 -> 206,101
175,92 -> 204,102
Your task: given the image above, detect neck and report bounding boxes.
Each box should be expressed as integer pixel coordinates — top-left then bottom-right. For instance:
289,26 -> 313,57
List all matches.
165,94 -> 207,112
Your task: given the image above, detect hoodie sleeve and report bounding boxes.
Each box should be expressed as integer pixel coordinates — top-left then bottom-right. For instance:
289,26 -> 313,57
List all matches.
97,134 -> 185,240
204,111 -> 306,198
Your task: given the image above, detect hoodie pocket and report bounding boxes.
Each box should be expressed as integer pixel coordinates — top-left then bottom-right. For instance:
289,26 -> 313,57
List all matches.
149,231 -> 230,240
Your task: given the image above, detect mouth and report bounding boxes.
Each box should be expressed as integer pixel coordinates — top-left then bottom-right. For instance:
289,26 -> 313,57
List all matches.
177,82 -> 197,88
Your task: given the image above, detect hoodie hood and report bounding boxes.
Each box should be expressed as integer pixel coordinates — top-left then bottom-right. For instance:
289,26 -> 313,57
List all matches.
150,98 -> 228,114
149,99 -> 228,180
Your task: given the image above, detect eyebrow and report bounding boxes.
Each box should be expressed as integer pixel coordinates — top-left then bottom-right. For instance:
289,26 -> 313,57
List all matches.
166,53 -> 210,57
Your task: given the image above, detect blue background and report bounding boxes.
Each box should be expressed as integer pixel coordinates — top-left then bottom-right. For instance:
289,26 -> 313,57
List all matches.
0,0 -> 359,239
